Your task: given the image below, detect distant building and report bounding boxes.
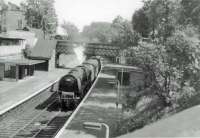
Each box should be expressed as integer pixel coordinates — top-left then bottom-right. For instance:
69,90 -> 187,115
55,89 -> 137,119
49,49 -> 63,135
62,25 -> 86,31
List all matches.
0,0 -> 26,32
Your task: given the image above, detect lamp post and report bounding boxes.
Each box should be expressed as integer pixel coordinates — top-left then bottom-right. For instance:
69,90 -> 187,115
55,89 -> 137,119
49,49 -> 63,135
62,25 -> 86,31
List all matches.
107,79 -> 120,108
115,79 -> 120,108
121,68 -> 124,86
83,122 -> 110,138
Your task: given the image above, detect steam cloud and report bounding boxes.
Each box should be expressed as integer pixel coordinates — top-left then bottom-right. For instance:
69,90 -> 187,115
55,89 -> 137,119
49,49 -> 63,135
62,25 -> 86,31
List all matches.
73,44 -> 86,64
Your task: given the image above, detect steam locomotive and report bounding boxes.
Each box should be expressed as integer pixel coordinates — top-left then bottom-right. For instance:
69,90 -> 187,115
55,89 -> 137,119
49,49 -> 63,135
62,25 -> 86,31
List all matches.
58,56 -> 101,108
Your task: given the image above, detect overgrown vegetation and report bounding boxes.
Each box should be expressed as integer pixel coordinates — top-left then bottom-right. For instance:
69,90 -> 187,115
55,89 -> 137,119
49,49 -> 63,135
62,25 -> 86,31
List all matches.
130,0 -> 200,108
116,0 -> 200,134
78,16 -> 140,48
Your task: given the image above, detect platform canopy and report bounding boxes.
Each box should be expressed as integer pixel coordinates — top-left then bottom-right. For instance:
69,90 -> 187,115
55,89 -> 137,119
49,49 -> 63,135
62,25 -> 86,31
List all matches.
0,58 -> 45,65
104,64 -> 143,73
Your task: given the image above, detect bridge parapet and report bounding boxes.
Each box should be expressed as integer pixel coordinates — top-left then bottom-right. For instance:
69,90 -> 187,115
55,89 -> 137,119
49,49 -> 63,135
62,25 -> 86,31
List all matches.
56,40 -> 79,55
56,41 -> 121,64
84,43 -> 120,57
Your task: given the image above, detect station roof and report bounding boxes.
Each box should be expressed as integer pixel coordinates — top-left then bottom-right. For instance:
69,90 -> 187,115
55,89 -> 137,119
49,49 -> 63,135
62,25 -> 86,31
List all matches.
0,34 -> 25,40
99,73 -> 116,79
29,39 -> 57,59
104,64 -> 143,72
0,58 -> 45,65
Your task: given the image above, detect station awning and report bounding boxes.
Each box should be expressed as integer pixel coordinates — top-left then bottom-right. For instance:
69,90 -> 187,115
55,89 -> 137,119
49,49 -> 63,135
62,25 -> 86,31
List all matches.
0,58 -> 45,65
104,64 -> 143,72
99,73 -> 116,79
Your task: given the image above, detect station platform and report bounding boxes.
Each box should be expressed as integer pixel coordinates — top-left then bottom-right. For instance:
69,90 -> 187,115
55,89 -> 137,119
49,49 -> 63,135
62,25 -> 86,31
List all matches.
0,68 -> 70,115
55,68 -> 124,138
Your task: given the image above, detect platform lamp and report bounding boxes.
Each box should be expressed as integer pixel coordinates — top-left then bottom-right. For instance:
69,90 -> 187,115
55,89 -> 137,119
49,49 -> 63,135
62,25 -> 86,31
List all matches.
83,122 -> 109,138
107,79 -> 120,108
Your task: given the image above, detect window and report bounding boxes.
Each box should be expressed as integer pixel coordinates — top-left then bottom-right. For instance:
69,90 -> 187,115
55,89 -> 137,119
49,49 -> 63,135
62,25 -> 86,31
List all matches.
18,19 -> 23,29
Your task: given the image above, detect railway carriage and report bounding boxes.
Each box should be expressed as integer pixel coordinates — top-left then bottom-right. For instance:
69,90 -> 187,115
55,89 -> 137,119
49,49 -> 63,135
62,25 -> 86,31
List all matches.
83,59 -> 100,79
82,63 -> 95,83
90,56 -> 102,72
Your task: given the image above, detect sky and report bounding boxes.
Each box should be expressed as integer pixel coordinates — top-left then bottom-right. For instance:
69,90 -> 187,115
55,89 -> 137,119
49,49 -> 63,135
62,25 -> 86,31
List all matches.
7,0 -> 143,31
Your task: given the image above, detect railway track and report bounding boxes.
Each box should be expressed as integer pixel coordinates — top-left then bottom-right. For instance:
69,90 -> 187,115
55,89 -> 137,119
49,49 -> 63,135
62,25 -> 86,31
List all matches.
0,68 -> 100,138
0,83 -> 73,138
34,113 -> 69,138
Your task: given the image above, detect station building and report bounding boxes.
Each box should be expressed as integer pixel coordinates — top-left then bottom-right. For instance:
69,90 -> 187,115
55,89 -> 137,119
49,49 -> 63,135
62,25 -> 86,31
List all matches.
0,34 -> 45,81
0,1 -> 57,81
0,33 -> 57,81
0,1 -> 26,32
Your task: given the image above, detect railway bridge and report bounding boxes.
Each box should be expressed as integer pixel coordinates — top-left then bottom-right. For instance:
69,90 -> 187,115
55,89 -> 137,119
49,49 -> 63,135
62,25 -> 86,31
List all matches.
56,41 -> 120,67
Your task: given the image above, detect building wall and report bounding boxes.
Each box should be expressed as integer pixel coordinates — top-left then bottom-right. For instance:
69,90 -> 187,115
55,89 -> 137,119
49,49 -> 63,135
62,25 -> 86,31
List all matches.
104,67 -> 145,89
0,63 -> 4,80
0,45 -> 24,56
1,10 -> 25,31
0,39 -> 25,57
7,31 -> 37,47
48,49 -> 56,71
34,61 -> 48,71
4,64 -> 16,79
116,69 -> 145,89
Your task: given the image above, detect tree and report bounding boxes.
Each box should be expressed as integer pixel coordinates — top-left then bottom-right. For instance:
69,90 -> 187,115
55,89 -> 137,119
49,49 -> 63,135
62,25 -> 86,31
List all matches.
126,27 -> 200,106
111,16 -> 140,48
61,21 -> 79,41
81,16 -> 140,48
132,8 -> 150,37
179,0 -> 200,30
128,0 -> 200,106
22,0 -> 57,38
81,22 -> 113,43
135,0 -> 178,40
